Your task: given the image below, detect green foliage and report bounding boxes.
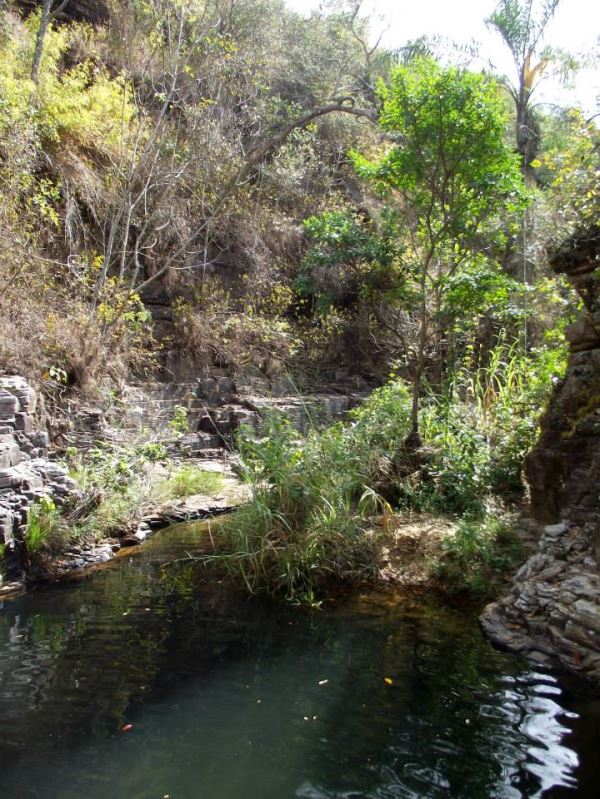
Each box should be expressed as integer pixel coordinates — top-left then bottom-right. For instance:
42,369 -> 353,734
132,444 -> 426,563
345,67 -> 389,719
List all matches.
168,405 -> 189,436
441,258 -> 525,328
0,0 -> 589,603
67,440 -> 226,540
352,58 -> 526,248
156,465 -> 225,499
137,441 -> 169,461
73,442 -> 161,493
213,334 -> 564,602
0,13 -> 137,155
299,210 -> 403,311
534,108 -> 600,241
83,487 -> 145,539
419,337 -> 567,514
348,58 -> 527,430
212,407 -> 400,603
487,1 -> 561,66
486,0 -> 567,170
433,515 -> 525,597
26,496 -> 69,555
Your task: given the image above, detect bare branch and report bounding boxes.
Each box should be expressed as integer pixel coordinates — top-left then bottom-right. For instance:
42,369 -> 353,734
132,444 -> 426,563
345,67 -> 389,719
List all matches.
133,101 -> 377,294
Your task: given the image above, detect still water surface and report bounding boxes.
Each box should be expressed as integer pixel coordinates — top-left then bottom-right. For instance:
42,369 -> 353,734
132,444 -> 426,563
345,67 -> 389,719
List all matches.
0,521 -> 598,799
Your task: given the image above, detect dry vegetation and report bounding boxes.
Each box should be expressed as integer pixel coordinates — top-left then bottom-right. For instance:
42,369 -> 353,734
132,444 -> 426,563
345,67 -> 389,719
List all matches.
0,0 -> 383,397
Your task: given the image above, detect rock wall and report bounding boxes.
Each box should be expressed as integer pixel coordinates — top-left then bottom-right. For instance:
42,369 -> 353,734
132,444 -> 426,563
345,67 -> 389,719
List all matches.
91,374 -> 367,458
0,376 -> 76,585
481,228 -> 600,684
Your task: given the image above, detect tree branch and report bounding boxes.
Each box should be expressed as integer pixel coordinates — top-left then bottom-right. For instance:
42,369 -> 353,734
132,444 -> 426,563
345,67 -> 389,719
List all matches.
133,101 -> 377,294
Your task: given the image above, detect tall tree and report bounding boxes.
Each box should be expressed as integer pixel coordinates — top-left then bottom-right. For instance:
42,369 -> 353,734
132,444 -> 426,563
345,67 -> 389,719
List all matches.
486,0 -> 562,173
352,58 -> 525,437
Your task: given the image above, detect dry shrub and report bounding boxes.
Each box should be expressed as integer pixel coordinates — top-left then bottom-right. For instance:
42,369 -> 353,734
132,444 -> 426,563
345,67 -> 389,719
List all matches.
0,279 -> 155,398
171,283 -> 301,377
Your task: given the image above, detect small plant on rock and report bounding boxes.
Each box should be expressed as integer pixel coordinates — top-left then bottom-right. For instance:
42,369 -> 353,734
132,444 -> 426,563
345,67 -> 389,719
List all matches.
26,496 -> 69,555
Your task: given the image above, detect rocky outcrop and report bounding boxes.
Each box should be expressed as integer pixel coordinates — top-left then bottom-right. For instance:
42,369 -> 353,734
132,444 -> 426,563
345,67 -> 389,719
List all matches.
16,1 -> 110,25
0,376 -> 76,590
99,374 -> 366,458
481,520 -> 600,682
482,228 -> 600,684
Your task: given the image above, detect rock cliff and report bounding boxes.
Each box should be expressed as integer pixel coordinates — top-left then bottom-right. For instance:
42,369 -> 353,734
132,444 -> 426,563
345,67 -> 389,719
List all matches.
481,227 -> 600,684
0,376 -> 76,589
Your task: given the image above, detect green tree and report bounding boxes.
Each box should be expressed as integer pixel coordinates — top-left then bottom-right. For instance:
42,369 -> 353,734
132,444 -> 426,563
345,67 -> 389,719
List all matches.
534,108 -> 600,242
299,210 -> 402,312
486,0 -> 566,173
352,58 -> 525,437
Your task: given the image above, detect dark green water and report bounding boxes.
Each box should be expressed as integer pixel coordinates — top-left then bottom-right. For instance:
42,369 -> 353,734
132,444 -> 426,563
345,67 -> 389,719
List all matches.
0,521 -> 598,799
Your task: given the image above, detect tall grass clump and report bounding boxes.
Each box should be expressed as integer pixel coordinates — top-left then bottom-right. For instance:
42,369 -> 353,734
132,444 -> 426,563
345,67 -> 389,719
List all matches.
69,444 -> 227,540
214,339 -> 564,603
215,394 -> 409,603
155,465 -> 225,499
419,338 -> 567,515
433,515 -> 525,597
26,497 -> 69,556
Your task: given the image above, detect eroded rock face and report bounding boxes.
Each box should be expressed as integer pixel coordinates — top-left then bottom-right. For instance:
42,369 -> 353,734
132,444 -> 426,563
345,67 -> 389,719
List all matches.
526,348 -> 600,526
527,228 -> 600,526
481,521 -> 600,682
0,376 -> 76,582
482,228 -> 600,684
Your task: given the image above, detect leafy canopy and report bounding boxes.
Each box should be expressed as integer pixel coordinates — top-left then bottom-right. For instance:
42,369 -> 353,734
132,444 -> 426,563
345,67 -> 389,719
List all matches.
487,0 -> 561,70
352,57 -> 526,259
298,210 -> 404,311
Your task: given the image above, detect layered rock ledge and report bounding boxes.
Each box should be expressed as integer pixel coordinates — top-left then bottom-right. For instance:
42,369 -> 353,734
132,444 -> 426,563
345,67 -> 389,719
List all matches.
0,376 -> 77,595
481,228 -> 600,684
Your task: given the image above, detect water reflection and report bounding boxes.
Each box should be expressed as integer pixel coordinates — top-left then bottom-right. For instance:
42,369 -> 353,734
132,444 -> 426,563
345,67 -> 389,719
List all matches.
0,521 -> 591,798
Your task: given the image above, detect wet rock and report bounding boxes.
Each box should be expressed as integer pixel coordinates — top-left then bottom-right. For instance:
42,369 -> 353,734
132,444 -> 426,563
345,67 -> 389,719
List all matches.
0,580 -> 25,599
544,521 -> 568,537
119,534 -> 141,548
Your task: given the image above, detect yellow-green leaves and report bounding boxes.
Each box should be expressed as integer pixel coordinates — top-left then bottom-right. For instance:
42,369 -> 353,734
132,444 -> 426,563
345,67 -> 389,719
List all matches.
0,13 -> 138,156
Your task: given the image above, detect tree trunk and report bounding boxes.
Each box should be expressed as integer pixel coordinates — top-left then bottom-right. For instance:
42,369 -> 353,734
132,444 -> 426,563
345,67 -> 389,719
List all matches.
410,278 -> 429,439
31,0 -> 53,85
31,1 -> 70,85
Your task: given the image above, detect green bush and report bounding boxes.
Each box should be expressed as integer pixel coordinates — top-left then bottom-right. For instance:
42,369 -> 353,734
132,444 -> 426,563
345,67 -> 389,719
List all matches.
69,444 -> 225,540
0,13 -> 137,155
433,515 -> 525,597
420,338 -> 567,514
212,338 -> 563,603
26,496 -> 69,555
212,399 -> 406,603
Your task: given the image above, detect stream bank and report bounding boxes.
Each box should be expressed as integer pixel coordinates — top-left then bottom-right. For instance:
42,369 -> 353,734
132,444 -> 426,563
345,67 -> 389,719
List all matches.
0,374 -> 253,598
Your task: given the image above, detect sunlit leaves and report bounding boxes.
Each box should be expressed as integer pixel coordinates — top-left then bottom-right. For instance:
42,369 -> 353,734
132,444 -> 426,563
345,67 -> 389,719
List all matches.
0,12 -> 138,155
353,58 -> 526,251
